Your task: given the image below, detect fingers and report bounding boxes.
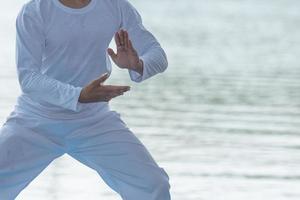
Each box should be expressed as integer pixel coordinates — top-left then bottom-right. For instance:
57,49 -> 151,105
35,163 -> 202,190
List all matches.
107,48 -> 117,61
124,30 -> 129,49
91,72 -> 109,87
102,85 -> 131,93
119,29 -> 125,46
102,93 -> 118,102
128,39 -> 132,49
116,29 -> 130,51
109,91 -> 125,99
100,86 -> 130,102
128,39 -> 134,52
114,31 -> 121,47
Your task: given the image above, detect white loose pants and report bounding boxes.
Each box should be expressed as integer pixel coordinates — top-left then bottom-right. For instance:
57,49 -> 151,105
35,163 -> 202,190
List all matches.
0,105 -> 171,200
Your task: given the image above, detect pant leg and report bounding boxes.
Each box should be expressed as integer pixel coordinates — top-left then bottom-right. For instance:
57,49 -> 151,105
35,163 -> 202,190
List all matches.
0,122 -> 63,200
66,110 -> 171,200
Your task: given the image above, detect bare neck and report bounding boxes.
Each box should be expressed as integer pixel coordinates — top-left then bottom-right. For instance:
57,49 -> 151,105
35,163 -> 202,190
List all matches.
59,0 -> 91,9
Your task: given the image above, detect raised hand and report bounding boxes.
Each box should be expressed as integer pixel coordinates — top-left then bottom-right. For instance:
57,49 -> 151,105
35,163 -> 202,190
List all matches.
107,29 -> 144,75
79,73 -> 130,103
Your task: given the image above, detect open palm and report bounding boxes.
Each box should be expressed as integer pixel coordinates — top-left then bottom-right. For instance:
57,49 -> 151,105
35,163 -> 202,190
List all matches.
107,29 -> 142,72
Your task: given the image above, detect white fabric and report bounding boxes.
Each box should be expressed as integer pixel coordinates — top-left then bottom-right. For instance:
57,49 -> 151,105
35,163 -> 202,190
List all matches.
0,108 -> 171,200
0,0 -> 171,199
15,0 -> 168,118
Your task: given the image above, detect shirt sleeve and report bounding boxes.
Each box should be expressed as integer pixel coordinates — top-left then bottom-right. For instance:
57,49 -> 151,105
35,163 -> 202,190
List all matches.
118,0 -> 168,83
15,3 -> 83,112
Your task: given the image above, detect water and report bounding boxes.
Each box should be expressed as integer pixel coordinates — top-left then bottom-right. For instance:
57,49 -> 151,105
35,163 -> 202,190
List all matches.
1,0 -> 300,199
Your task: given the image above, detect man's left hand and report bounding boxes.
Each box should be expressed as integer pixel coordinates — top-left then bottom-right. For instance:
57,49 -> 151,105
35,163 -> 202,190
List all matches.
107,29 -> 143,75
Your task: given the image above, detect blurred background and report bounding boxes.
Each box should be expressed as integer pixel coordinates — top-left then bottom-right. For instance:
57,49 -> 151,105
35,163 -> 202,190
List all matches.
1,0 -> 300,199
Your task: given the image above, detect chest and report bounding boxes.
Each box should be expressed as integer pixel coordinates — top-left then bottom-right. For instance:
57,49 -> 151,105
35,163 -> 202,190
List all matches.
44,9 -> 119,50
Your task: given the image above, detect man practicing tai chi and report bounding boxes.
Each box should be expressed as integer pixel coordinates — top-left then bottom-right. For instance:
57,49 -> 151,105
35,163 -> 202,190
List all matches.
0,0 -> 171,199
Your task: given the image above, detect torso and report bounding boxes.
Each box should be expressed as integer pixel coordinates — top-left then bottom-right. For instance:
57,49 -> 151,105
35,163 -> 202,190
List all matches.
15,0 -> 122,118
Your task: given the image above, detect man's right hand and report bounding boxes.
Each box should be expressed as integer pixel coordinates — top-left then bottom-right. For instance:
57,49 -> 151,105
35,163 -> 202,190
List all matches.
78,73 -> 130,103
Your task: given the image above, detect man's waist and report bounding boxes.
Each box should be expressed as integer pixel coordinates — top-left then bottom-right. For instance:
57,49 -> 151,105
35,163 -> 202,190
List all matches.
15,93 -> 109,120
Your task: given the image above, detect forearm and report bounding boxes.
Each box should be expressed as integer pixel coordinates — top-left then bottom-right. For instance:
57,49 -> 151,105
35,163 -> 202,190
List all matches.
18,69 -> 83,111
129,45 -> 168,82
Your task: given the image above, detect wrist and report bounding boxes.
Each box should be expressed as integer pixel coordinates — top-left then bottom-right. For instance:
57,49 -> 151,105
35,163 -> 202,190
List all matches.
79,87 -> 89,103
132,59 -> 144,75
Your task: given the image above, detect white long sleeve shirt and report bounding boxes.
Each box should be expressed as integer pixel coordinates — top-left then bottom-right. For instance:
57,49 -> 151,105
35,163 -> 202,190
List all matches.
14,0 -> 168,119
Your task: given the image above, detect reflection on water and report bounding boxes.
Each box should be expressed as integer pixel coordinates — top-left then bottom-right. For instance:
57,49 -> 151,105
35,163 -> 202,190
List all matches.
0,0 -> 300,199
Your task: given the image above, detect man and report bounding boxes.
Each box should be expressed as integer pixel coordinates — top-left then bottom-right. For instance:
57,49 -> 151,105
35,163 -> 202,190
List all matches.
0,0 -> 171,199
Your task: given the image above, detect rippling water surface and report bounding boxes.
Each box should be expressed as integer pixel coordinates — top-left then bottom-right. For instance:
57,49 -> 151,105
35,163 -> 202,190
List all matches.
1,0 -> 300,199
